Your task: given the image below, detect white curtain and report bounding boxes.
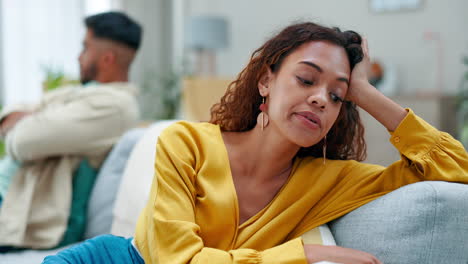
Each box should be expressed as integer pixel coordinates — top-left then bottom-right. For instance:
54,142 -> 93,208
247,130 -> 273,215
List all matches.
0,0 -> 122,106
0,0 -> 85,106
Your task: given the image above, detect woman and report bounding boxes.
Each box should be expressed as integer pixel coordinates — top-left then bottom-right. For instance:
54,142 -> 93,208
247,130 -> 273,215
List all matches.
44,22 -> 468,264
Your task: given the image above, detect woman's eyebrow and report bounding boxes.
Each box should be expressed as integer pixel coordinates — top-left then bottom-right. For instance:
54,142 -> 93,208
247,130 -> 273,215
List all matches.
300,61 -> 349,85
299,61 -> 323,73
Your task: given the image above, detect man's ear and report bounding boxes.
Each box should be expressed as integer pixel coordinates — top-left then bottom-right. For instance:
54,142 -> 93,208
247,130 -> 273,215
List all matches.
258,68 -> 273,97
100,50 -> 116,66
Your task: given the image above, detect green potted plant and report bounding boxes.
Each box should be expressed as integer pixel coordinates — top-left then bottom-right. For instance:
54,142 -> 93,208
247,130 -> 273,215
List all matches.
41,65 -> 79,91
139,69 -> 184,121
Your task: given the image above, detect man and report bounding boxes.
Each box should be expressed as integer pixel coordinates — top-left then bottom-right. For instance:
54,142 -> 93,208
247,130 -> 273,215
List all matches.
0,11 -> 142,250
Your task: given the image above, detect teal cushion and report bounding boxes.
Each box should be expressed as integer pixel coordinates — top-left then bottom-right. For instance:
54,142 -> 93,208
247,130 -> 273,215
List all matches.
56,159 -> 98,248
0,156 -> 20,199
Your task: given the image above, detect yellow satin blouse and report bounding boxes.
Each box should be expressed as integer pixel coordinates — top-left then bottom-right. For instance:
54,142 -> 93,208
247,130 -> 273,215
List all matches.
135,109 -> 468,264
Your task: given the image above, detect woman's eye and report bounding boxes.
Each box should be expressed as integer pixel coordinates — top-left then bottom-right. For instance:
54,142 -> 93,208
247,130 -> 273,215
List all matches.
297,76 -> 314,86
329,92 -> 344,103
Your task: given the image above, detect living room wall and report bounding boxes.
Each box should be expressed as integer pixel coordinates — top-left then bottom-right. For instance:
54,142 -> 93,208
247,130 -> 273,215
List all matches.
120,0 -> 183,119
120,0 -> 172,87
187,0 -> 468,95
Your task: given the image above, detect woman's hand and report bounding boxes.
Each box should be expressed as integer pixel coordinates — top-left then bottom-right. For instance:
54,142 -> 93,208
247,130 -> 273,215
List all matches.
304,244 -> 383,264
345,38 -> 372,105
344,37 -> 407,131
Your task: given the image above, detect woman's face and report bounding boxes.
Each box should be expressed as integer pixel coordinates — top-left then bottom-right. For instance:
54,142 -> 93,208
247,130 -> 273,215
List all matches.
261,40 -> 350,147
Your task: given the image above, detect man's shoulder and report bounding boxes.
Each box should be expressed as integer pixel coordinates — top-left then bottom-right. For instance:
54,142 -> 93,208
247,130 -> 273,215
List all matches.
72,82 -> 138,107
83,82 -> 138,97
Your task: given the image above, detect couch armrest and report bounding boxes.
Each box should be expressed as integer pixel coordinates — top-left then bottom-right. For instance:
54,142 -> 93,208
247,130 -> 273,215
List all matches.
329,181 -> 468,264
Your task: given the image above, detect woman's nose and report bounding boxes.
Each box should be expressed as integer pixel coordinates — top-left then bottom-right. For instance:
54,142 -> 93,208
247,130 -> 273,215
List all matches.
306,87 -> 327,109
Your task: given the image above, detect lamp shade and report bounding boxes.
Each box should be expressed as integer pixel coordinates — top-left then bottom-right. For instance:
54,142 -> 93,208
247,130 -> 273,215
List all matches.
186,16 -> 228,50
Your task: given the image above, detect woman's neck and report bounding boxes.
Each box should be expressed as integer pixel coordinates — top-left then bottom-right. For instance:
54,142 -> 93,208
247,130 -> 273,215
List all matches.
222,123 -> 299,183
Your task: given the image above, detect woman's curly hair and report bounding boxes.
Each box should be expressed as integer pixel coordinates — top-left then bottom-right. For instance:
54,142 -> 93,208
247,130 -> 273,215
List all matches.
210,22 -> 367,161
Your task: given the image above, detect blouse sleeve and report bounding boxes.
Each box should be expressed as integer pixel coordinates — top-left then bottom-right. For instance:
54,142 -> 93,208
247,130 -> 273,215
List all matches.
135,123 -> 307,264
317,109 -> 468,217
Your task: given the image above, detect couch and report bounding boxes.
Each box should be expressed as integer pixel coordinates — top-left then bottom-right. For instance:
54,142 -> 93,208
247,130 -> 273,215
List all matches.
1,121 -> 467,264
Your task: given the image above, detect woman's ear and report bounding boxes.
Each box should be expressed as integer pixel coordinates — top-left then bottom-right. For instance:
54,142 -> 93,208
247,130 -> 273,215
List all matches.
257,68 -> 273,96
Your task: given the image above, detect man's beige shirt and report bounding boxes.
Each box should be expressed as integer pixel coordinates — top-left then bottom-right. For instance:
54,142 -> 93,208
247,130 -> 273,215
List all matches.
0,82 -> 139,248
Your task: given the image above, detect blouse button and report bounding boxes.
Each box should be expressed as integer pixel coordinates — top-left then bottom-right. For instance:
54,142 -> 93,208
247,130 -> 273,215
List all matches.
394,136 -> 400,143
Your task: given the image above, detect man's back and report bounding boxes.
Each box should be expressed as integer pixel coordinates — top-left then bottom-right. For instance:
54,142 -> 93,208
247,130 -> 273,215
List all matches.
0,11 -> 143,250
0,81 -> 139,249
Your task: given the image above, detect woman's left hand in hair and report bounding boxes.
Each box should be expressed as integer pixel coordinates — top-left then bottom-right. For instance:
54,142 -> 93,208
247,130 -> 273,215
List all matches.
345,37 -> 373,104
345,37 -> 407,131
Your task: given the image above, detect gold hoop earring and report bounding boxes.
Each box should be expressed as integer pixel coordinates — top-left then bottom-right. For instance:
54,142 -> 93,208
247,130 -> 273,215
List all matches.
323,135 -> 327,165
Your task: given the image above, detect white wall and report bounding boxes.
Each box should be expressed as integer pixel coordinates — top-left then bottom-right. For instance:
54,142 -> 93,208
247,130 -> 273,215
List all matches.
120,0 -> 176,119
186,0 -> 468,95
121,0 -> 172,85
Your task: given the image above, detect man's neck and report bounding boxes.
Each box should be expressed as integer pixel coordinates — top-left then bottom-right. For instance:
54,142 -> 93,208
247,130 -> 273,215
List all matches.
96,74 -> 129,84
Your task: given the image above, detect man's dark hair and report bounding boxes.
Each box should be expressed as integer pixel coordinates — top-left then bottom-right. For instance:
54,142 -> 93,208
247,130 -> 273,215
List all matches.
85,11 -> 142,50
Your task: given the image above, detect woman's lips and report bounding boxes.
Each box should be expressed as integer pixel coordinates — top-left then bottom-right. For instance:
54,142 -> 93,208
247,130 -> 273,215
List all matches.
295,111 -> 322,130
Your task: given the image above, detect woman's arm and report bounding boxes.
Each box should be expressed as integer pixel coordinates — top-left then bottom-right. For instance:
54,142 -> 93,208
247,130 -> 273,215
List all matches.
346,38 -> 407,132
296,109 -> 468,242
305,245 -> 382,264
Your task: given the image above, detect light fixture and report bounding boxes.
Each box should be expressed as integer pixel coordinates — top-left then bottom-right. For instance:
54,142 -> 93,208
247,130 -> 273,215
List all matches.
185,15 -> 229,76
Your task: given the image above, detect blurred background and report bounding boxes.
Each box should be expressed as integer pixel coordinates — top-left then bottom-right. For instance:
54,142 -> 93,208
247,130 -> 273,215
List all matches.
0,0 -> 467,165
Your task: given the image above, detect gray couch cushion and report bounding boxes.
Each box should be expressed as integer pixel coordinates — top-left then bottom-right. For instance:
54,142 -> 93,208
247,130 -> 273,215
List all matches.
84,128 -> 146,239
329,181 -> 468,264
